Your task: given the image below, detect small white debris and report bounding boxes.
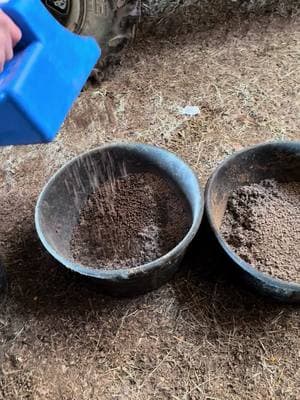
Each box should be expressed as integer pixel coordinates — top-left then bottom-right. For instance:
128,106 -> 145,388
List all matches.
178,105 -> 200,116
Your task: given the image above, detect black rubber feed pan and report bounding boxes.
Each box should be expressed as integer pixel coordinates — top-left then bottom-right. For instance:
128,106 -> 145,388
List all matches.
35,143 -> 204,297
205,141 -> 300,304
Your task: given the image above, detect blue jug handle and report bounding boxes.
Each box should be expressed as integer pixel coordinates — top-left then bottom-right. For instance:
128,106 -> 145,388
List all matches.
0,0 -> 38,49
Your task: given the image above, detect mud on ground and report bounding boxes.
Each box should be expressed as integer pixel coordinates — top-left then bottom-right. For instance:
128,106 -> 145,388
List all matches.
0,4 -> 299,400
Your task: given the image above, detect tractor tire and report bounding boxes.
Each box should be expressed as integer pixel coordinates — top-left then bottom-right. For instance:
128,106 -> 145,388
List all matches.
43,0 -> 140,78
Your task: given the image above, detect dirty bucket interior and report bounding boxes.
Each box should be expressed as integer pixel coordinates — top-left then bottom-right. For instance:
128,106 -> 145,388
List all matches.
207,141 -> 300,229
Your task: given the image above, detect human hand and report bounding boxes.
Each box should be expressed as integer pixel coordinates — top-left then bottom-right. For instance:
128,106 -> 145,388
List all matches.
0,9 -> 22,72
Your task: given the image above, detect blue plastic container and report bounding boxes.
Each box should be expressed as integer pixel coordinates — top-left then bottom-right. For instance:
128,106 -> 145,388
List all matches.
0,0 -> 101,146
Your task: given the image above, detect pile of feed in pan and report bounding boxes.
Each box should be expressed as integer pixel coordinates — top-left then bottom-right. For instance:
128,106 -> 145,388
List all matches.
221,179 -> 300,283
70,168 -> 191,270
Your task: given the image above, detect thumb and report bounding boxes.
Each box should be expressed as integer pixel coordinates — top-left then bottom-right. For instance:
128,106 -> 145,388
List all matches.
9,19 -> 22,47
0,10 -> 22,47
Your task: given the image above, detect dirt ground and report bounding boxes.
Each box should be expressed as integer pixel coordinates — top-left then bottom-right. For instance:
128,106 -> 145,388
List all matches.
0,4 -> 299,400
